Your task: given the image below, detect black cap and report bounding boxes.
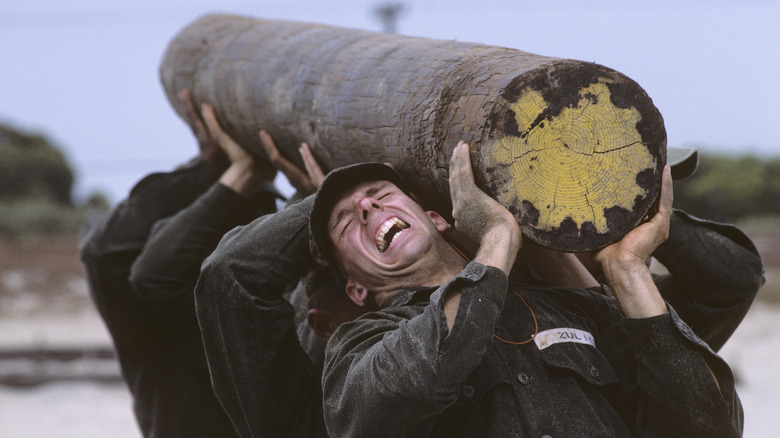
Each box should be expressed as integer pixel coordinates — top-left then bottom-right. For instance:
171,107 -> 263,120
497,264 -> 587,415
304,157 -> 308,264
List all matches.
667,146 -> 699,180
309,163 -> 412,281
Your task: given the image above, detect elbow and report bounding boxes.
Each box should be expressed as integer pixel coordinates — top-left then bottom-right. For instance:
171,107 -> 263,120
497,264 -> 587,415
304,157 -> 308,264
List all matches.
128,256 -> 184,302
733,256 -> 766,294
127,263 -> 158,302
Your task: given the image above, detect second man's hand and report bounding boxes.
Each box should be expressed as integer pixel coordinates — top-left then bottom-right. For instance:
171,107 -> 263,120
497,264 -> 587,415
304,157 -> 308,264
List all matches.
259,130 -> 326,196
200,104 -> 267,198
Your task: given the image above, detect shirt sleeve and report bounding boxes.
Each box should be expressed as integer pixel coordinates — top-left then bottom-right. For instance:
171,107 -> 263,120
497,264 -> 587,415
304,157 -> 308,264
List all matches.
79,161 -> 218,351
652,209 -> 765,351
128,183 -> 257,334
194,195 -> 327,438
624,307 -> 743,437
322,262 -> 508,437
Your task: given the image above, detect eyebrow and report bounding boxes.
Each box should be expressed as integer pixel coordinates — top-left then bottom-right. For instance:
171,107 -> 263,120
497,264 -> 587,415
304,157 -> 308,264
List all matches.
330,184 -> 385,231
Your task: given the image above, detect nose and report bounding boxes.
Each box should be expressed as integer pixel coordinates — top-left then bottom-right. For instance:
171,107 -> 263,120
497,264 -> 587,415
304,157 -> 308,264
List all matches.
357,196 -> 382,223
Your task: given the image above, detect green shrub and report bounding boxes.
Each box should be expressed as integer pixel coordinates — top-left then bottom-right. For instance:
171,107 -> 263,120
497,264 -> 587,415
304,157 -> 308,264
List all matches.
673,153 -> 780,223
0,199 -> 88,237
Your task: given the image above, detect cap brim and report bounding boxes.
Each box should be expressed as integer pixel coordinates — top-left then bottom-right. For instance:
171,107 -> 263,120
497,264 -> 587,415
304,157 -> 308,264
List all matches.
667,146 -> 699,180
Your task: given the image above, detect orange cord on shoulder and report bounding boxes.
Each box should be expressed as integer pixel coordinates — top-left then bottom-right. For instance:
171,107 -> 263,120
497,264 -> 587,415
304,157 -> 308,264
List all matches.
492,289 -> 538,345
447,240 -> 539,345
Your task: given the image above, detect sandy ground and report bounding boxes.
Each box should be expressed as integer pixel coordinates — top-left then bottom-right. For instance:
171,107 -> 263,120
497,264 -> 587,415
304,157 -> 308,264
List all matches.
1,302 -> 779,437
1,236 -> 778,437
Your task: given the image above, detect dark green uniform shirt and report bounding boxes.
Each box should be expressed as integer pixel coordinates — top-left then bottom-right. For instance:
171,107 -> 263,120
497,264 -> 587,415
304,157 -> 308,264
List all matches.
323,262 -> 743,437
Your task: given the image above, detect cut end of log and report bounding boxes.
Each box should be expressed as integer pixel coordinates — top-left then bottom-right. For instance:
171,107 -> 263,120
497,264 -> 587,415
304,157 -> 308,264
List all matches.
481,61 -> 666,251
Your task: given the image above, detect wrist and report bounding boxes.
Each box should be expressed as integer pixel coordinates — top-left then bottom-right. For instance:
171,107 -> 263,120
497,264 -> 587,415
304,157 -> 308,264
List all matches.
219,163 -> 263,198
601,258 -> 667,318
474,222 -> 521,275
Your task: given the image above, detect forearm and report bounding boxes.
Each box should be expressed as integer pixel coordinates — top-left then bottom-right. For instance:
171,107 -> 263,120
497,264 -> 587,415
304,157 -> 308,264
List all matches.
601,258 -> 667,318
198,195 -> 314,303
130,183 -> 247,302
472,225 -> 522,276
219,161 -> 264,198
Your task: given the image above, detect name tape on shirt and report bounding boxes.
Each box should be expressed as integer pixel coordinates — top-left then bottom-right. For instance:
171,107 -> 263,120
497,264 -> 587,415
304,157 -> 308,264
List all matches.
534,328 -> 596,350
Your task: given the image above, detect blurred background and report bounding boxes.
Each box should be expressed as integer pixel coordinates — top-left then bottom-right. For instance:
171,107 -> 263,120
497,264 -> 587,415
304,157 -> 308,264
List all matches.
1,1 -> 778,436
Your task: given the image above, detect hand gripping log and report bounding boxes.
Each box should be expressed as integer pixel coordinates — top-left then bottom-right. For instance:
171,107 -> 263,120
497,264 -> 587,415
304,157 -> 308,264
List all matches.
160,13 -> 667,251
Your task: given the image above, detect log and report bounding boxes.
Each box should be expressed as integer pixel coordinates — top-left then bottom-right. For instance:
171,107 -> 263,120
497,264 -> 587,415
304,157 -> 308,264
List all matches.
159,13 -> 666,251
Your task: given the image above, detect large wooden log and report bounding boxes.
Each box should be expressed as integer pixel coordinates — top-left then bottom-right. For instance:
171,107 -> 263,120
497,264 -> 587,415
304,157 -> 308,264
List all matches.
160,13 -> 666,251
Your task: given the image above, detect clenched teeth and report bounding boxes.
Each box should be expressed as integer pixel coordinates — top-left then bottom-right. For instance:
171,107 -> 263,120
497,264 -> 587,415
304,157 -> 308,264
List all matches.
376,217 -> 409,253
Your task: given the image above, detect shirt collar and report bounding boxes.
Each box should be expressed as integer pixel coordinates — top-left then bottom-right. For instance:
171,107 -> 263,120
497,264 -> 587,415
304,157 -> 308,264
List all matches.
382,286 -> 437,308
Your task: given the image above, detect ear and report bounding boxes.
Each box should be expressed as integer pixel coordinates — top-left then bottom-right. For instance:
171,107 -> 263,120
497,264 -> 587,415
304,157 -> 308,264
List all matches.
307,308 -> 334,343
345,280 -> 370,307
426,210 -> 451,233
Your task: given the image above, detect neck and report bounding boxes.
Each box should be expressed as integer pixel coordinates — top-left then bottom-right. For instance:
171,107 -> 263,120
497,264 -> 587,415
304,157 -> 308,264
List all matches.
372,245 -> 469,308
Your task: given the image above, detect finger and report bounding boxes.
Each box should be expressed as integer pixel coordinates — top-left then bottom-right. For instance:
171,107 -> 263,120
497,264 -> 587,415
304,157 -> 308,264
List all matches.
259,131 -> 313,191
449,141 -> 473,215
658,165 -> 674,217
449,142 -> 462,195
259,131 -> 295,169
178,89 -> 198,124
457,141 -> 475,184
200,104 -> 222,139
259,130 -> 281,161
648,166 -> 673,229
300,143 -> 326,187
651,165 -> 673,241
450,141 -> 473,192
180,90 -> 207,135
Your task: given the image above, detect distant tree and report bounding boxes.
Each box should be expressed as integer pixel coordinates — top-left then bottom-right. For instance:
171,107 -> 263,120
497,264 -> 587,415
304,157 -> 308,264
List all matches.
673,153 -> 780,222
0,123 -> 74,205
84,192 -> 110,211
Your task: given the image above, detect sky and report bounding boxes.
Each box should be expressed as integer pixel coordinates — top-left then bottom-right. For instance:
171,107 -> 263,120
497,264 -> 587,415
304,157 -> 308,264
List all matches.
1,0 -> 778,203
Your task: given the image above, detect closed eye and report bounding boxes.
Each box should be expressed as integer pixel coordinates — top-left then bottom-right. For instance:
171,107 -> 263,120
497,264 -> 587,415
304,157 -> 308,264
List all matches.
340,219 -> 353,236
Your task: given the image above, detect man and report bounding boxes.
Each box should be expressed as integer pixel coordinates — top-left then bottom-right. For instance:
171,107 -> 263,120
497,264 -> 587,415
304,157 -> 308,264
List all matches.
80,90 -> 279,437
311,141 -> 742,436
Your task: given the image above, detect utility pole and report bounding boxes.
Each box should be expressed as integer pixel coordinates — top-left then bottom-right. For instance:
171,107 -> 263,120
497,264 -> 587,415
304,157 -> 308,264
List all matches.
373,2 -> 405,33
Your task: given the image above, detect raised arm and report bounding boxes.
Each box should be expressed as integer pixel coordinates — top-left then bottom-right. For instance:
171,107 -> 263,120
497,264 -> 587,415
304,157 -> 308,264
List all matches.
449,141 -> 522,276
596,166 -> 742,435
194,196 -> 327,438
128,103 -> 276,331
594,165 -> 673,318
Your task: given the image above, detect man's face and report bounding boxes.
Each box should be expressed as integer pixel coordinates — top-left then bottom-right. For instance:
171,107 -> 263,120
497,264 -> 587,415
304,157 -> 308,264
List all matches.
327,180 -> 449,290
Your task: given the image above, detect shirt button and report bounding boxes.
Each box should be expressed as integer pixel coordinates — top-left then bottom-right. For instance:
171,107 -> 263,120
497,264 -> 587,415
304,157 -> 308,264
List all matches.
589,365 -> 600,381
541,435 -> 553,438
462,385 -> 475,399
516,372 -> 532,385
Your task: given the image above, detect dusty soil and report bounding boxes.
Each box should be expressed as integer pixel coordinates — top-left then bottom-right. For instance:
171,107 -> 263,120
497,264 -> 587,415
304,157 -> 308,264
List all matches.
0,237 -> 91,316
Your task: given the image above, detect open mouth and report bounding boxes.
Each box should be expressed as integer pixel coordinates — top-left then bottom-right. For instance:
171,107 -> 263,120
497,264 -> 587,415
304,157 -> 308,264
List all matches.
376,217 -> 410,253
